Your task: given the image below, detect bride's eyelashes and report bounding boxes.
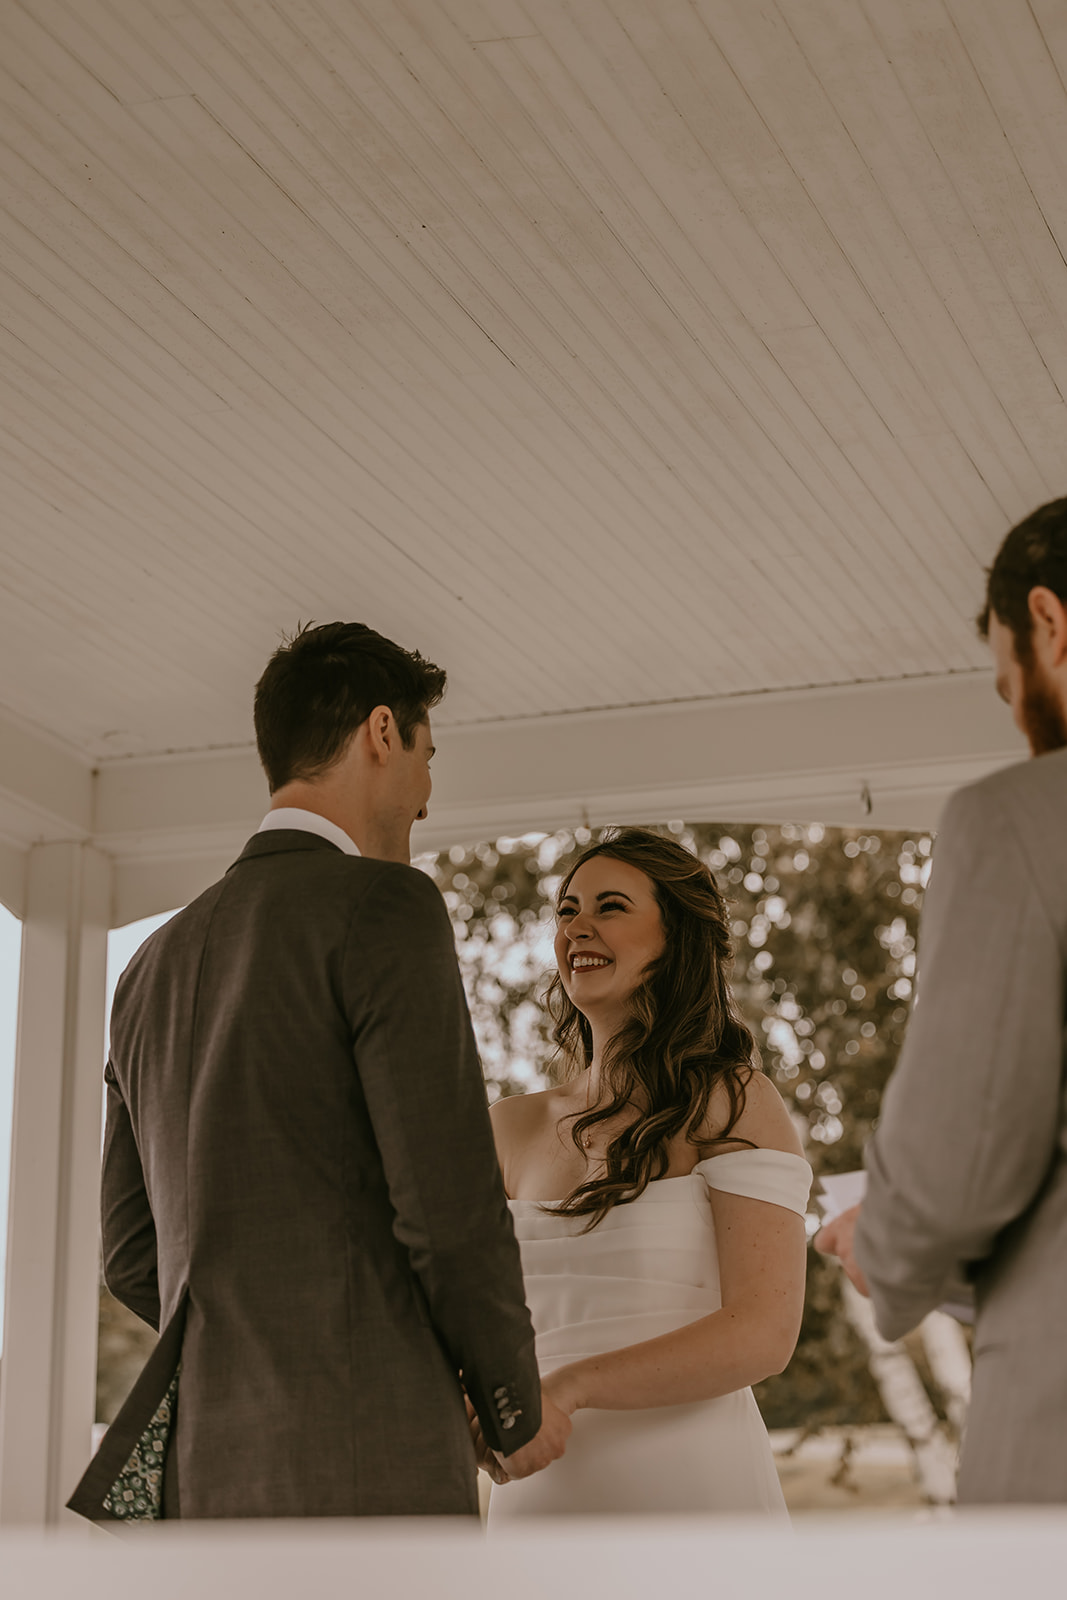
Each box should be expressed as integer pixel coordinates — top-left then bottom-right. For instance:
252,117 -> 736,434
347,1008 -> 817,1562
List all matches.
557,900 -> 628,919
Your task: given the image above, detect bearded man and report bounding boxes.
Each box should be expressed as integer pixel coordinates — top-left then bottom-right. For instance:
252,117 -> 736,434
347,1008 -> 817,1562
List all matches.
818,497 -> 1067,1504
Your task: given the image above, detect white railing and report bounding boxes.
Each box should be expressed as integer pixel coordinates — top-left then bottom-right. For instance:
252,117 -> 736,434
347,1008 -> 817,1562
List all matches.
3,1510 -> 1065,1599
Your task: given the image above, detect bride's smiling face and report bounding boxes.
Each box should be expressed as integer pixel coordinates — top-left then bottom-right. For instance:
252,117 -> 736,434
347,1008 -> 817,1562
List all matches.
554,856 -> 666,1017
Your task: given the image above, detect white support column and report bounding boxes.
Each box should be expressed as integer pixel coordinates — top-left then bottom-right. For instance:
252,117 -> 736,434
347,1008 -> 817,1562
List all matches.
0,842 -> 112,1526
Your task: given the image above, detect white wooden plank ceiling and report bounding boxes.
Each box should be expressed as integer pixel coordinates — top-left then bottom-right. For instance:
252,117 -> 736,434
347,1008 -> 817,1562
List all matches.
1,0 -> 1065,762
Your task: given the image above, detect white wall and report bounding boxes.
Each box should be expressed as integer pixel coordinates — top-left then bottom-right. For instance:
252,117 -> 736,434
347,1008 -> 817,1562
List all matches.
0,907 -> 21,1349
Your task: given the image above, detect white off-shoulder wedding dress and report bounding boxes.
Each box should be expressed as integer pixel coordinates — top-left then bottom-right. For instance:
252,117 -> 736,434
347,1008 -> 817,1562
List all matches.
488,1147 -> 813,1520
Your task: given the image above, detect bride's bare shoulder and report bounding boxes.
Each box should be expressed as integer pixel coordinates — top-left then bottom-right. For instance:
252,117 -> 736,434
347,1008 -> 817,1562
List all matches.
489,1083 -> 565,1145
697,1068 -> 805,1159
491,1087 -> 544,1124
489,1085 -> 568,1189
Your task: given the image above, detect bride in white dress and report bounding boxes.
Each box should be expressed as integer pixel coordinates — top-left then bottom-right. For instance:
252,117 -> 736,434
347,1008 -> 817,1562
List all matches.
475,828 -> 812,1518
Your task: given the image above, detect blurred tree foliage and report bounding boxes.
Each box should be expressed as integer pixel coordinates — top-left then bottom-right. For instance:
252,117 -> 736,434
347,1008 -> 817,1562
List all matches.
97,1277 -> 156,1424
417,819 -> 933,1432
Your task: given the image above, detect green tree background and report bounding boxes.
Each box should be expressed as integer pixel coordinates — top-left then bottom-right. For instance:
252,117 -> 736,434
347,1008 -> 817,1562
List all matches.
97,819 -> 931,1431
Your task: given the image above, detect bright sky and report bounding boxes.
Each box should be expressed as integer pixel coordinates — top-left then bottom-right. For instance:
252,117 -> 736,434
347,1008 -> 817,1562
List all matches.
0,907 -> 176,1349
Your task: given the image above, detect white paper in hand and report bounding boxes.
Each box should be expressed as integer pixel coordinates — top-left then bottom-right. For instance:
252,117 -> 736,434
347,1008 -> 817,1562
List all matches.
816,1169 -> 974,1323
816,1169 -> 867,1222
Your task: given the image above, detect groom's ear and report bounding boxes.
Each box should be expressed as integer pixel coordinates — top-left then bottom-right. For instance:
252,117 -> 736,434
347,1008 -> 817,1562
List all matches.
364,704 -> 398,763
1028,587 -> 1067,667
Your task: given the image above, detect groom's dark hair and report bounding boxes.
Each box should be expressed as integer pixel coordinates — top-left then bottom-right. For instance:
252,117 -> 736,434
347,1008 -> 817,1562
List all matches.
254,622 -> 446,793
978,497 -> 1067,662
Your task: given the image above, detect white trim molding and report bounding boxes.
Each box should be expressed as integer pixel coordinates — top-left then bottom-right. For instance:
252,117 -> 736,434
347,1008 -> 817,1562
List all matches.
0,673 -> 1027,925
0,842 -> 111,1525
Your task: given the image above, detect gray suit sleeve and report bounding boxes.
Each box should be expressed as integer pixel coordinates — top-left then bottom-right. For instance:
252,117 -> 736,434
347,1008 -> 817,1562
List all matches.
344,866 -> 542,1455
101,1057 -> 161,1331
855,780 -> 1065,1340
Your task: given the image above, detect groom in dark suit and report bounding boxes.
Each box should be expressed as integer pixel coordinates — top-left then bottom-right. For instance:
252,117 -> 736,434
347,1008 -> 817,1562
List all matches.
71,622 -> 568,1520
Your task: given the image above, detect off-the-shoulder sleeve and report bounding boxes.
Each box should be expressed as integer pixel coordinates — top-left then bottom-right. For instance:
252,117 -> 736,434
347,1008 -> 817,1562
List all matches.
695,1149 -> 813,1216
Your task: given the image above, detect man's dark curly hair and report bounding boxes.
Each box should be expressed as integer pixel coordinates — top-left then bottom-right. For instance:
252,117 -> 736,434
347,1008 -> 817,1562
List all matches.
978,498 -> 1067,662
254,622 -> 446,793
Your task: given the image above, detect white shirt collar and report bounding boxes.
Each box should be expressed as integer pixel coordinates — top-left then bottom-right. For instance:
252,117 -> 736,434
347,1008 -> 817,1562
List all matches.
257,807 -> 361,856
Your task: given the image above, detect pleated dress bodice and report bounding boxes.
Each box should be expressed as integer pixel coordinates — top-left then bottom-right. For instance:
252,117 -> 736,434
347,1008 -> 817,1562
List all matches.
488,1147 -> 813,1520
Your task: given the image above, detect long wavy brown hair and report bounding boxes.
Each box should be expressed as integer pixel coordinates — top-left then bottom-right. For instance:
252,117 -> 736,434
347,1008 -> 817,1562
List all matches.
546,827 -> 758,1228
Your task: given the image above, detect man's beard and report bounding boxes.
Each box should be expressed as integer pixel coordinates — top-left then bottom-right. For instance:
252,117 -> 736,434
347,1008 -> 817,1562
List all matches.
1020,657 -> 1067,755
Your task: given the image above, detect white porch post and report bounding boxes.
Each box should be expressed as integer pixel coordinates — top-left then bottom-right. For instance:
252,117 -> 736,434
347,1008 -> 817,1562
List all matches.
0,842 -> 112,1525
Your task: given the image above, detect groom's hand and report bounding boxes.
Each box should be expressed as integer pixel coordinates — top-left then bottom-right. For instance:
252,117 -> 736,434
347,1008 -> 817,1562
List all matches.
494,1395 -> 572,1481
814,1202 -> 870,1297
466,1396 -> 510,1484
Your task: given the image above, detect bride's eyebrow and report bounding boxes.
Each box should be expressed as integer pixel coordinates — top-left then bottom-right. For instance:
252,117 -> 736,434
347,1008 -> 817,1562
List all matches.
558,890 -> 635,908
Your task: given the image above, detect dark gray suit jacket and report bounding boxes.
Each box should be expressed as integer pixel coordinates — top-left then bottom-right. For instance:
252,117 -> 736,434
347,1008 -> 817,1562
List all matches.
856,748 -> 1067,1503
73,830 -> 541,1519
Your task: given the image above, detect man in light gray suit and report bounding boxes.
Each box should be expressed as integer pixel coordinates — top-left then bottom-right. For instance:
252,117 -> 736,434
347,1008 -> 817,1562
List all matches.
818,498 -> 1067,1503
70,622 -> 569,1522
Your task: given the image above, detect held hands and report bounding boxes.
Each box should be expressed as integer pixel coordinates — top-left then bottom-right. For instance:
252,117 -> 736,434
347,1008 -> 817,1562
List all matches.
814,1202 -> 870,1297
465,1397 -> 510,1484
495,1390 -> 573,1481
467,1371 -> 578,1485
